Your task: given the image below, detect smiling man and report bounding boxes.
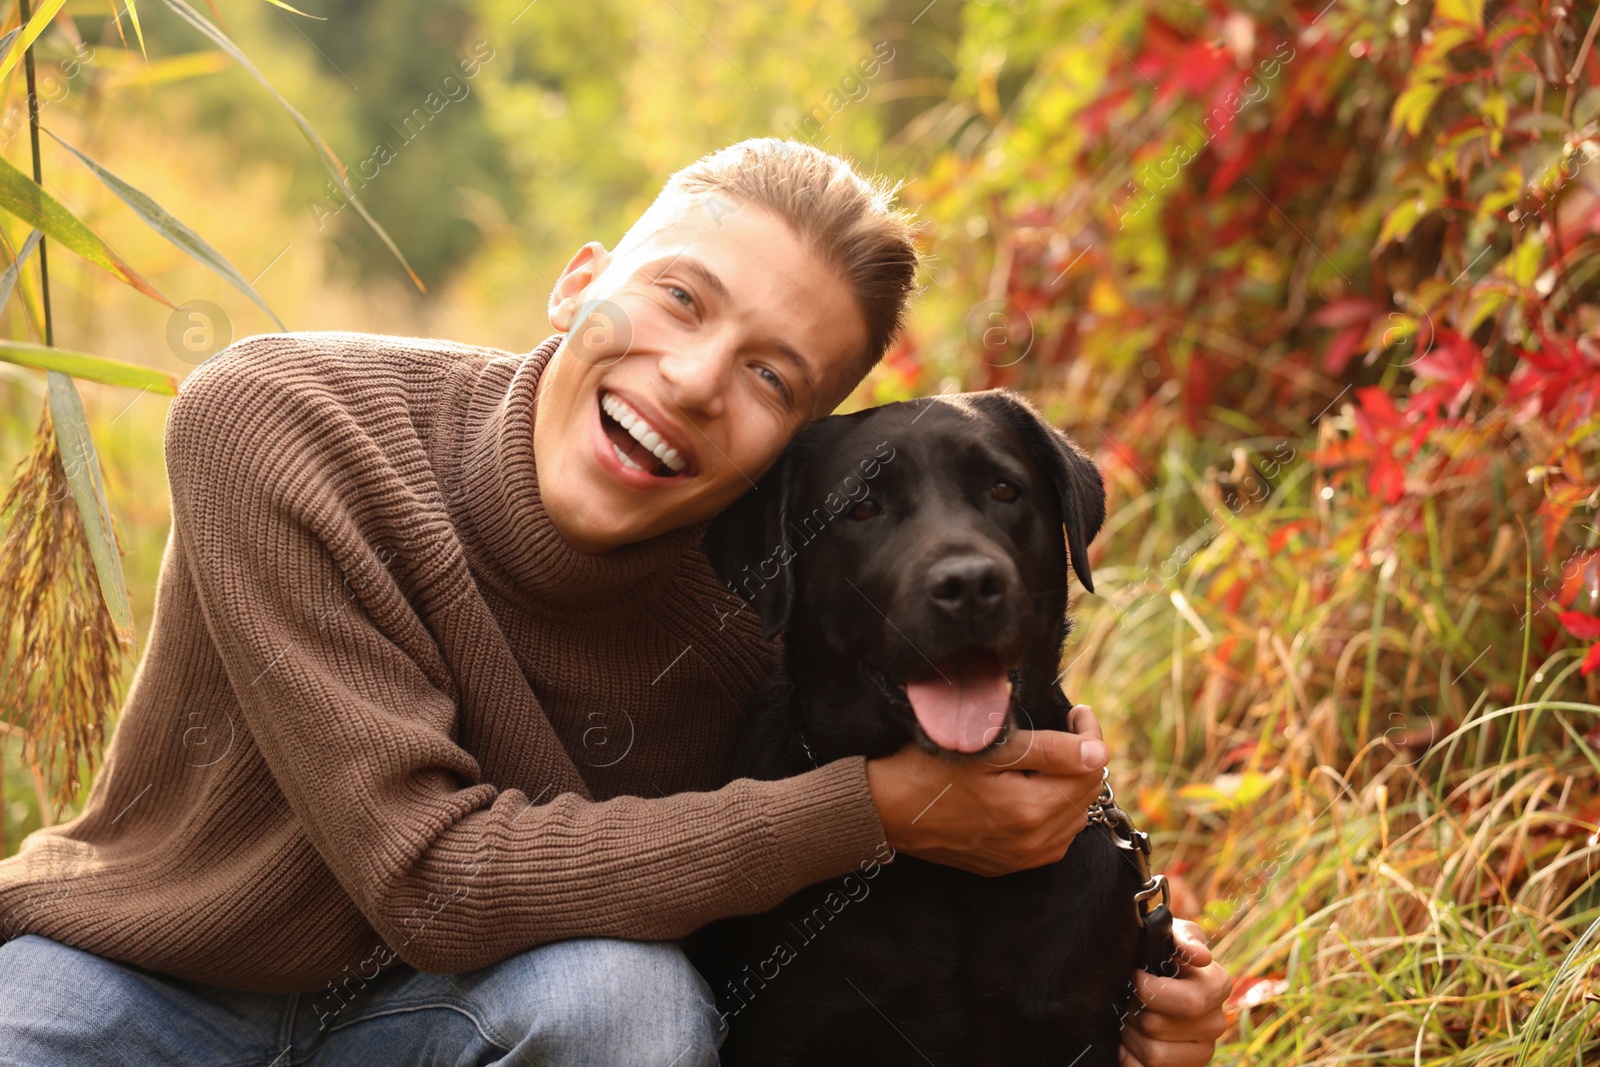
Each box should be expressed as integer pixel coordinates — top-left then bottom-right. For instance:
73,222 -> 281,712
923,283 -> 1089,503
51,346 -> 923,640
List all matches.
0,139 -> 1228,1066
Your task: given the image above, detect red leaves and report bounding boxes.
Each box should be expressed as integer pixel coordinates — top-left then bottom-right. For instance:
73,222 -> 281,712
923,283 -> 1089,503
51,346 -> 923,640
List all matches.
1311,388 -> 1403,504
1267,521 -> 1307,554
1166,42 -> 1237,103
1349,387 -> 1424,503
906,0 -> 1600,722
1558,550 -> 1600,608
1559,611 -> 1600,640
1354,385 -> 1404,428
1509,331 -> 1600,427
1321,324 -> 1367,375
1314,330 -> 1491,506
1410,332 -> 1484,417
1368,455 -> 1407,505
1557,611 -> 1600,675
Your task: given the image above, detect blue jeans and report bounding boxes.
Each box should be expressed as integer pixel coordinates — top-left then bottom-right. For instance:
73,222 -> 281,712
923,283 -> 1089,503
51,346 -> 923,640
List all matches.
0,933 -> 725,1065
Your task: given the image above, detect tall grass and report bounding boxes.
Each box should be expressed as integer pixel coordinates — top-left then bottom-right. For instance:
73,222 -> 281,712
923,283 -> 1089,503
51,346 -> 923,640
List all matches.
1058,405 -> 1600,1064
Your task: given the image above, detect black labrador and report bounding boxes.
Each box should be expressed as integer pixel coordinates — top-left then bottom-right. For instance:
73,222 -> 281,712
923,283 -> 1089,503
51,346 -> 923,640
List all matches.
691,390 -> 1177,1067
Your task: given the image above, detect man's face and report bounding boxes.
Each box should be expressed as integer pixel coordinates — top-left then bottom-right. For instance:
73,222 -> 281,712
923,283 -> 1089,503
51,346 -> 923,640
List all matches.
533,201 -> 870,553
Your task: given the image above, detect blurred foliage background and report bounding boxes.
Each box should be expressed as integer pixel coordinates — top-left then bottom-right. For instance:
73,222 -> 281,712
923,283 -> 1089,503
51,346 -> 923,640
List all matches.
3,0 -> 1600,1062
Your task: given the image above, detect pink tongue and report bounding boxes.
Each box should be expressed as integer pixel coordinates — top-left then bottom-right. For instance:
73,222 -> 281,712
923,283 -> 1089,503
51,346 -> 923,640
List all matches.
905,651 -> 1013,753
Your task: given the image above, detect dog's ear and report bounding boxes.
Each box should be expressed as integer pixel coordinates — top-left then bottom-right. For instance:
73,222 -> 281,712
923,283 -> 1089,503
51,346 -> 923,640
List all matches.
703,449 -> 798,640
1052,432 -> 1107,594
970,390 -> 1106,594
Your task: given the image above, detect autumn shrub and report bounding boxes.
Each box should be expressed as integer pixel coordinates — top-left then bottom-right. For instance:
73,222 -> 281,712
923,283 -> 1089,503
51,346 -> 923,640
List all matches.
865,0 -> 1600,1060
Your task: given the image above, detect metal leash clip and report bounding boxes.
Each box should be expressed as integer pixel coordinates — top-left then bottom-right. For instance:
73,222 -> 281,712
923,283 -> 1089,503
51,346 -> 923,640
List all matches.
1084,766 -> 1168,931
1134,873 -> 1170,916
1085,767 -> 1152,860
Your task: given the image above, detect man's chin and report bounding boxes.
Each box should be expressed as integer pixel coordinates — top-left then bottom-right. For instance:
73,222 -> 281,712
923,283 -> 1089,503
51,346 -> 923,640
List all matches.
545,492 -> 697,555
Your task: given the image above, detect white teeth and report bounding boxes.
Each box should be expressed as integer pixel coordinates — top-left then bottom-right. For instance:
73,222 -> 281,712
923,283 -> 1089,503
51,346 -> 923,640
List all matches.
612,442 -> 645,471
599,392 -> 689,473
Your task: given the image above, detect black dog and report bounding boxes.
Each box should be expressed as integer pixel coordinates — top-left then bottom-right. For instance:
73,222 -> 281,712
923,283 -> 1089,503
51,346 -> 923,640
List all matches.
692,390 -> 1176,1067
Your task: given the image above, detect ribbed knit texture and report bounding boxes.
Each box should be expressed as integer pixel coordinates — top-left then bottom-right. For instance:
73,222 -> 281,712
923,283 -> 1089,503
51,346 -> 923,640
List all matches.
0,332 -> 886,994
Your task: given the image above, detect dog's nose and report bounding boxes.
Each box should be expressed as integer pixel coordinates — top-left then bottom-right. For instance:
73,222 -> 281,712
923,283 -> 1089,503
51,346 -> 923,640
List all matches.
927,556 -> 1006,618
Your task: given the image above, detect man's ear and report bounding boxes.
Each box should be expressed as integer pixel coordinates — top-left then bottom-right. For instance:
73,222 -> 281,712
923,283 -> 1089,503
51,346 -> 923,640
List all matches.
548,241 -> 609,330
969,390 -> 1106,594
702,451 -> 797,640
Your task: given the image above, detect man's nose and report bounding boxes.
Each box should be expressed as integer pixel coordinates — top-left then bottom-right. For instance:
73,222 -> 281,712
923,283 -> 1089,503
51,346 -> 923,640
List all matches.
655,336 -> 732,419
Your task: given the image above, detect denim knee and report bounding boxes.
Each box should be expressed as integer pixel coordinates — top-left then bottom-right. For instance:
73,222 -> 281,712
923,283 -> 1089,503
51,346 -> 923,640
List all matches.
469,937 -> 724,1066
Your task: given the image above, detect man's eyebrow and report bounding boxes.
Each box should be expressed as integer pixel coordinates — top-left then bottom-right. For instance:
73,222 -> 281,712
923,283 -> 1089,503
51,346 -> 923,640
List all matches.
659,256 -> 817,401
671,258 -> 732,305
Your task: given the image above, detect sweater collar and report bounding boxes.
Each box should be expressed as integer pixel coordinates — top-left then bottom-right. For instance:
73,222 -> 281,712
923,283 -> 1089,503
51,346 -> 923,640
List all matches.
453,333 -> 709,607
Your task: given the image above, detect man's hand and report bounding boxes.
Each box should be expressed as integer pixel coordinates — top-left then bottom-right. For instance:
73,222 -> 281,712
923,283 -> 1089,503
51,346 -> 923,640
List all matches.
1120,919 -> 1231,1067
864,705 -> 1108,877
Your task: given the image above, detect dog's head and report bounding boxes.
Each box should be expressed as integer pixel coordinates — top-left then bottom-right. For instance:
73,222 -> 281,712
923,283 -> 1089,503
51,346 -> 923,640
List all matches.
705,390 -> 1105,761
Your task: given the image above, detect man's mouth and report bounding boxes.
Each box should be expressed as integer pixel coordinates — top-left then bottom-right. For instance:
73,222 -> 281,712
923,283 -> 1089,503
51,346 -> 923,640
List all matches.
902,647 -> 1015,754
598,390 -> 690,478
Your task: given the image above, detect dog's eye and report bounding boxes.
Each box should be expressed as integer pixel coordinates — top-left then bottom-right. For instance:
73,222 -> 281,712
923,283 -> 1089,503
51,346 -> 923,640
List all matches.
847,498 -> 881,521
990,481 -> 1019,502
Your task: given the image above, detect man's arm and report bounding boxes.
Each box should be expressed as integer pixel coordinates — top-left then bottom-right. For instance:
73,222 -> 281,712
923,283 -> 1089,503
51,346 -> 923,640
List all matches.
164,361 -> 888,974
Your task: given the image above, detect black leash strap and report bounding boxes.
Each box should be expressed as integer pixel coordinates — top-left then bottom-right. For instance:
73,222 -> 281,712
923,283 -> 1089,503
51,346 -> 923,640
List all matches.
1084,767 -> 1181,978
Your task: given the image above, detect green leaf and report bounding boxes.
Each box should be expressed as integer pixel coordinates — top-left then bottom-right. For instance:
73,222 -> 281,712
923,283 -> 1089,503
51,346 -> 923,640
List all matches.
1379,196 -> 1427,246
0,340 -> 177,393
1508,113 -> 1573,136
1480,88 -> 1508,132
158,0 -> 424,291
0,228 -> 43,312
1462,287 -> 1507,335
1478,166 -> 1525,225
1176,771 -> 1277,813
0,152 -> 170,305
0,0 -> 69,84
99,50 -> 229,89
1391,82 -> 1442,137
44,128 -> 285,328
1425,25 -> 1478,58
125,0 -> 148,61
1505,235 -> 1544,287
0,224 -> 45,330
47,370 -> 134,646
1434,0 -> 1484,31
1574,87 -> 1600,128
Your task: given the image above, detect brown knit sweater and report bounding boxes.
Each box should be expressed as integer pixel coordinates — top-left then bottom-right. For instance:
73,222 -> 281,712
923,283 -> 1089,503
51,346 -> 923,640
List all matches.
0,331 -> 886,994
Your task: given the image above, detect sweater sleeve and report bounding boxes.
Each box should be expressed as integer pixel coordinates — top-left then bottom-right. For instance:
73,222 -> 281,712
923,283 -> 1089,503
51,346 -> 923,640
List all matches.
164,356 -> 888,975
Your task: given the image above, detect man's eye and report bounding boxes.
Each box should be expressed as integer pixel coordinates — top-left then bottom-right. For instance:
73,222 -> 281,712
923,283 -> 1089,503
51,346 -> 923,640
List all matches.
991,481 -> 1019,502
757,366 -> 784,392
665,285 -> 694,308
847,498 -> 881,521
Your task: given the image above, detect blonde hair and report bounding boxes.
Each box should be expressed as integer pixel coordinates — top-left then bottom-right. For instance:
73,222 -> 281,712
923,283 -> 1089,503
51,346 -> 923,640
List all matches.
624,138 -> 921,386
